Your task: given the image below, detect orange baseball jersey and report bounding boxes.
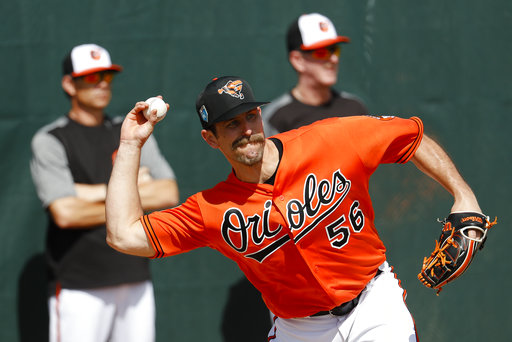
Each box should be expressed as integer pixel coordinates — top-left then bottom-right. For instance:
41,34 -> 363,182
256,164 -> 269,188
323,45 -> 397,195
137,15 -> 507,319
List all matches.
142,115 -> 423,318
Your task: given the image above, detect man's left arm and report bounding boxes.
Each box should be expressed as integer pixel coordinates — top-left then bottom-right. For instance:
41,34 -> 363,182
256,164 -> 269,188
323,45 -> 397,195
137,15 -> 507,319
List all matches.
411,133 -> 481,214
412,134 -> 497,293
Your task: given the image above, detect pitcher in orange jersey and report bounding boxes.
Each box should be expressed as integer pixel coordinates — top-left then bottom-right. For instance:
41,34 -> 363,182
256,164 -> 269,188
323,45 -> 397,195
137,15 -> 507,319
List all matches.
106,76 -> 486,342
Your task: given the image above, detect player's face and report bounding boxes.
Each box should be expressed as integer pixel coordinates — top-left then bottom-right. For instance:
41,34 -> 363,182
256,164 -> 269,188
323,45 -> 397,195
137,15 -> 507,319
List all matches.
300,44 -> 340,86
210,108 -> 266,166
72,71 -> 114,109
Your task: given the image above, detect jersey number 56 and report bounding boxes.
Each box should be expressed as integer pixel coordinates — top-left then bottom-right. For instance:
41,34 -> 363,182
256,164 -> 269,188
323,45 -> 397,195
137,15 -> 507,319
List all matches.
325,201 -> 364,249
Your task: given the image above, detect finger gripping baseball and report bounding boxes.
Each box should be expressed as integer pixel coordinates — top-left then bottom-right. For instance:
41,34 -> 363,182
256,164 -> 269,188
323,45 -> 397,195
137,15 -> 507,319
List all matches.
417,212 -> 497,295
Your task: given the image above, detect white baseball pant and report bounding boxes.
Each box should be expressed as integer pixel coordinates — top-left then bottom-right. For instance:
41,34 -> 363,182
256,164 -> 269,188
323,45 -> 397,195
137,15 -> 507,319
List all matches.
49,280 -> 155,342
268,262 -> 418,342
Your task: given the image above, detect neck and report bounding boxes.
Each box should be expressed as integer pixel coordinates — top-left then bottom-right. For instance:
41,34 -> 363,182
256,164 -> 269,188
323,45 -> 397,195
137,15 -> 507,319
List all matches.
292,81 -> 332,106
68,102 -> 105,126
232,140 -> 279,184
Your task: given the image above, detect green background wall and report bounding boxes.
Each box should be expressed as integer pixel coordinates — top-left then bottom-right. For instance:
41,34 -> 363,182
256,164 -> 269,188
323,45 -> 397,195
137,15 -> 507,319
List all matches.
1,0 -> 510,341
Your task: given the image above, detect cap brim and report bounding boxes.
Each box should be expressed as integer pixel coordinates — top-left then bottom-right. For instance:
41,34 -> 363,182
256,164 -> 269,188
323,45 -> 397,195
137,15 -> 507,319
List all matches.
301,36 -> 350,50
71,64 -> 123,77
211,101 -> 270,126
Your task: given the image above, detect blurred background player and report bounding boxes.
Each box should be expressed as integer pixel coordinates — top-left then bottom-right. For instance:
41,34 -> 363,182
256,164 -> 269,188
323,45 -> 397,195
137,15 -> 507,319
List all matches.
30,43 -> 179,342
262,13 -> 367,136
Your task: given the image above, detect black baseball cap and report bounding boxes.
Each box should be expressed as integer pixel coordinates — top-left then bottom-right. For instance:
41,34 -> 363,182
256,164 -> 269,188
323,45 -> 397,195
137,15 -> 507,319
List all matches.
286,13 -> 350,52
195,76 -> 269,129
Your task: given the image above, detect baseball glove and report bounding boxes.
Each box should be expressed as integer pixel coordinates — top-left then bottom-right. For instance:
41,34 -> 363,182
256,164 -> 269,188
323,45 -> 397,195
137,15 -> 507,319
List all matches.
418,212 -> 497,294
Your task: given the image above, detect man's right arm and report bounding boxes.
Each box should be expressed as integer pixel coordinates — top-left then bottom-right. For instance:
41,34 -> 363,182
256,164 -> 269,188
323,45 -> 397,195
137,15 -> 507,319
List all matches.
106,142 -> 154,257
106,100 -> 165,257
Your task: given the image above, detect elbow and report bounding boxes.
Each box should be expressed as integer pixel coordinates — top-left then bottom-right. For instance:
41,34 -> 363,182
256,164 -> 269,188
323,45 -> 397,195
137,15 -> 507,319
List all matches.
105,224 -> 117,248
105,221 -> 154,258
159,179 -> 179,207
158,180 -> 180,208
52,210 -> 77,229
166,192 -> 180,208
106,233 -> 116,249
168,184 -> 180,207
105,225 -> 126,253
106,233 -> 121,252
49,200 -> 76,228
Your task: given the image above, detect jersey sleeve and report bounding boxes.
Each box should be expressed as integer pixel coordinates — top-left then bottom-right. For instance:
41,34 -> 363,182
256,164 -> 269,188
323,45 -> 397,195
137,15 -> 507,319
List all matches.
30,130 -> 76,208
140,135 -> 176,180
348,116 -> 423,169
141,194 -> 208,258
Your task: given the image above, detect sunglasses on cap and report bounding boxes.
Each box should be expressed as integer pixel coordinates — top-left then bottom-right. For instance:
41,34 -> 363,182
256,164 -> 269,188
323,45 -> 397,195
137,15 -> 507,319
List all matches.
77,71 -> 115,84
305,45 -> 341,60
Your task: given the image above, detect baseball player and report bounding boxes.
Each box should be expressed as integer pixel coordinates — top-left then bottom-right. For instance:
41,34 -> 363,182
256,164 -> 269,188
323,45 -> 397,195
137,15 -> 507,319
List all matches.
30,44 -> 179,342
262,13 -> 367,137
105,76 -> 486,341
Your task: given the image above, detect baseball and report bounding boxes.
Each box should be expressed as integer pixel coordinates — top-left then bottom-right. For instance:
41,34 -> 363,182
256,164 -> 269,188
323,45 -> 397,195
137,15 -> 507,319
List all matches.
143,97 -> 167,121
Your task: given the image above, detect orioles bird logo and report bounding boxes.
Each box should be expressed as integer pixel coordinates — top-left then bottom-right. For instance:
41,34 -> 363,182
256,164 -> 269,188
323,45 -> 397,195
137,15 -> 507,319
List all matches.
218,80 -> 245,99
319,21 -> 329,32
90,49 -> 102,60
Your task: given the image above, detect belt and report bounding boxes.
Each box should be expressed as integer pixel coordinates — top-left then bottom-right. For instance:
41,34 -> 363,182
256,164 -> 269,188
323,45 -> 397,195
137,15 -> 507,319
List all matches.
311,269 -> 383,317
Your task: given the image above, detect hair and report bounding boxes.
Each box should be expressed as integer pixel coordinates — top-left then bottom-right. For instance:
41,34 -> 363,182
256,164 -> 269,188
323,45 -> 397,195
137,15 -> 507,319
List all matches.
61,49 -> 75,99
207,124 -> 217,137
286,17 -> 303,53
62,51 -> 74,76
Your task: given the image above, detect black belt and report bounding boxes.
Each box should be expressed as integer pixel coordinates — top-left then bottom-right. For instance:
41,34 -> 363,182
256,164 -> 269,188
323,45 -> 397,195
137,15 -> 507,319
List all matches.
311,269 -> 383,317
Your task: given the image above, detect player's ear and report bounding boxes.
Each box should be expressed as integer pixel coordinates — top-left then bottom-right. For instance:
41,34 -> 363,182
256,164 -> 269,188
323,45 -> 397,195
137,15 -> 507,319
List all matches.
62,75 -> 77,97
201,129 -> 220,149
289,50 -> 305,73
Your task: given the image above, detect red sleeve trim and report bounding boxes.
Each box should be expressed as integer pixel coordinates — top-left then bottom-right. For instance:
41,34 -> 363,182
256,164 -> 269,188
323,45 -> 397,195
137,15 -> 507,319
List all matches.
396,117 -> 424,164
141,215 -> 164,259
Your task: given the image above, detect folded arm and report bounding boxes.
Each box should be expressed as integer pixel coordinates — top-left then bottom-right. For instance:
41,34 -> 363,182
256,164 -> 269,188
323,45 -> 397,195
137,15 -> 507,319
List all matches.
49,195 -> 106,228
139,178 -> 179,210
51,170 -> 178,230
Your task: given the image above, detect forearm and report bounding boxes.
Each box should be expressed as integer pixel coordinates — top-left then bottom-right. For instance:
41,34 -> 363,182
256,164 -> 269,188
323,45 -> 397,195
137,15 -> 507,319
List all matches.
75,183 -> 107,202
139,178 -> 179,211
105,99 -> 169,257
411,134 -> 481,213
49,197 -> 106,228
106,142 -> 146,248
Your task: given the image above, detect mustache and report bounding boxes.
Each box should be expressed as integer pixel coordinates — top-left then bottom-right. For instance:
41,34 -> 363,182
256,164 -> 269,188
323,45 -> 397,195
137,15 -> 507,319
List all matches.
232,134 -> 265,150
